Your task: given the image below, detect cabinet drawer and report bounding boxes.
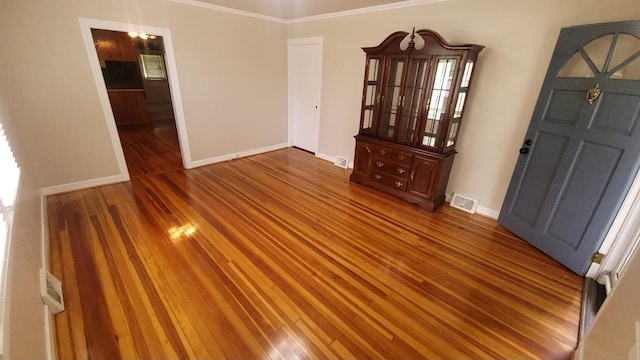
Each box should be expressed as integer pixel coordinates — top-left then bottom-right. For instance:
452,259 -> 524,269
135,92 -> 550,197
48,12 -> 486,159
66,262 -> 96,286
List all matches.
373,157 -> 410,179
372,172 -> 407,191
375,146 -> 412,165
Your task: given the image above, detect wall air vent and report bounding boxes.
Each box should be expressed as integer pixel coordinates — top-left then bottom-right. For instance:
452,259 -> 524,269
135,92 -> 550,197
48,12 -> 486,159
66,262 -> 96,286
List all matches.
450,193 -> 479,214
334,156 -> 349,169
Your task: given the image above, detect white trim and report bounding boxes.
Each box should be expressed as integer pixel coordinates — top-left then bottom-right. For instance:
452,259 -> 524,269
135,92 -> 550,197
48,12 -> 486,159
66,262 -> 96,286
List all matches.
573,340 -> 585,360
41,175 -> 125,196
287,37 -> 323,154
286,0 -> 447,24
40,189 -> 56,360
40,192 -> 56,360
314,153 -> 333,163
586,170 -> 640,280
40,192 -> 48,280
170,0 -> 446,24
170,0 -> 286,23
77,18 -> 194,176
190,143 -> 289,168
44,305 -> 55,360
476,206 -> 499,219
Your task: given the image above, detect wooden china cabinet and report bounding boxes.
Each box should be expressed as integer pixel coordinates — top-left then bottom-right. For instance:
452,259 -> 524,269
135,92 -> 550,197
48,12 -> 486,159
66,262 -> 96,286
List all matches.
350,29 -> 484,211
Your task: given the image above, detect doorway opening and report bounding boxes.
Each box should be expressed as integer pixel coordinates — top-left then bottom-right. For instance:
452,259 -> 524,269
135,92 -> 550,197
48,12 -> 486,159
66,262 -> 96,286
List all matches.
78,18 -> 193,181
91,28 -> 182,178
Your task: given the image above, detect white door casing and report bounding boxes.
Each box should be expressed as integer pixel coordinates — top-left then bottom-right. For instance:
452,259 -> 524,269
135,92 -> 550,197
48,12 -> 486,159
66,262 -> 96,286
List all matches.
78,17 -> 193,181
288,37 -> 323,153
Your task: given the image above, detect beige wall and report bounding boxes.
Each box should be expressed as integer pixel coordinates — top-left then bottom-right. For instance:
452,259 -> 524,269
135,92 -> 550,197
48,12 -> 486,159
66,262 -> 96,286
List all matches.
580,245 -> 640,359
0,1 -> 287,358
169,4 -> 288,160
1,0 -> 640,358
3,177 -> 47,359
287,0 -> 640,212
0,90 -> 47,357
0,0 -> 288,190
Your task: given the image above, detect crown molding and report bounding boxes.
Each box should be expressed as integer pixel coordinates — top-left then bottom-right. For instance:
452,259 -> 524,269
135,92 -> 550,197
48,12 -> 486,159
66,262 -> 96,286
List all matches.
286,0 -> 447,24
170,0 -> 447,24
170,0 -> 287,23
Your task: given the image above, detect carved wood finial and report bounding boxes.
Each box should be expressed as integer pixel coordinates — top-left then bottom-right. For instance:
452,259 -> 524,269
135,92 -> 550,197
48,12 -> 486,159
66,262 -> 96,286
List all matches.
407,27 -> 416,51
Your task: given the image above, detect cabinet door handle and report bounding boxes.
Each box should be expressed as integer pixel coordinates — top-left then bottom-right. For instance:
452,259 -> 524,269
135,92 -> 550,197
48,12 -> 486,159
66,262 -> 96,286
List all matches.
379,149 -> 387,155
398,154 -> 406,161
376,161 -> 384,168
397,168 -> 405,174
410,170 -> 415,181
395,181 -> 403,188
374,174 -> 382,180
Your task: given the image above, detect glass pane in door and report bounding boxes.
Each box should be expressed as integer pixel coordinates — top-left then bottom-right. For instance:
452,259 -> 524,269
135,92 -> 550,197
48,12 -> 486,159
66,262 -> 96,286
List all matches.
423,58 -> 457,147
398,58 -> 429,143
559,34 -> 640,80
361,58 -> 383,135
461,61 -> 474,87
446,121 -> 460,147
607,34 -> 640,80
379,58 -> 405,139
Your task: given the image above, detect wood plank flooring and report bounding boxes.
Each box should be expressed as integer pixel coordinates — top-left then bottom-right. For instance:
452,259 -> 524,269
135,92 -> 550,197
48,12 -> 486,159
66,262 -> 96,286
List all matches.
47,148 -> 583,359
117,122 -> 183,178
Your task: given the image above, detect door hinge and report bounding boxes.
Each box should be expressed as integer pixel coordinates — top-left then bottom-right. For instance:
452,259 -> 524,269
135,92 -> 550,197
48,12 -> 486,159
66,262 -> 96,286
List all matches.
591,252 -> 605,264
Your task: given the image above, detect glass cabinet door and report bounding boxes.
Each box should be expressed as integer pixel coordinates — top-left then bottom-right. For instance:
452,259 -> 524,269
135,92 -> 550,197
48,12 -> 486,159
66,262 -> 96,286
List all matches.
445,60 -> 475,150
397,57 -> 430,144
378,56 -> 406,139
421,57 -> 458,149
360,56 -> 384,136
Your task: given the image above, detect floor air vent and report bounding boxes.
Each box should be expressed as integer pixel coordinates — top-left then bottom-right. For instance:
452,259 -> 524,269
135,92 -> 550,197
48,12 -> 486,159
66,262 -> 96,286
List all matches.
334,156 -> 349,169
450,193 -> 479,214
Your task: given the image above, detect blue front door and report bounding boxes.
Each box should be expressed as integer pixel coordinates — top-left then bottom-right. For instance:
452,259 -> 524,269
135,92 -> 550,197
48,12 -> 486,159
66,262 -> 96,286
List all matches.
499,21 -> 640,275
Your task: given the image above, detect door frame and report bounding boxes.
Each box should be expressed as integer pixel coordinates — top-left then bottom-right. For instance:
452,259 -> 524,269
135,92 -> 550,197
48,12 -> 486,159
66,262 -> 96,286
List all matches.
78,17 -> 193,181
287,36 -> 323,153
587,170 -> 640,281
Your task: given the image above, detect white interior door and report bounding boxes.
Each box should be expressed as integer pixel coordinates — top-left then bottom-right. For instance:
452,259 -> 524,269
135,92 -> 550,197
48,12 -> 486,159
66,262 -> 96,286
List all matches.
288,37 -> 323,153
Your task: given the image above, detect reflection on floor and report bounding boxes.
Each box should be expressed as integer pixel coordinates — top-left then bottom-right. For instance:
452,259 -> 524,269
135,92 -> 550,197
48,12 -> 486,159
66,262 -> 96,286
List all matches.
47,148 -> 583,360
117,121 -> 183,178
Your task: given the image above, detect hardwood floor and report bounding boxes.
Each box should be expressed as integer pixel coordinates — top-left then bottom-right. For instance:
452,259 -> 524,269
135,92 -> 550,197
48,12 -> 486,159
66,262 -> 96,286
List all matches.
117,121 -> 183,178
47,148 -> 583,359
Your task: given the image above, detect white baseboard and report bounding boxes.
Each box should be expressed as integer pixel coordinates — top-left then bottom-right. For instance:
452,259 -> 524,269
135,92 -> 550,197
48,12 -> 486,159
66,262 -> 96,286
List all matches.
477,206 -> 499,219
40,193 -> 49,274
190,143 -> 289,168
44,305 -> 55,360
315,152 -> 354,169
40,174 -> 127,197
445,193 -> 499,219
573,340 -> 585,360
40,189 -> 56,360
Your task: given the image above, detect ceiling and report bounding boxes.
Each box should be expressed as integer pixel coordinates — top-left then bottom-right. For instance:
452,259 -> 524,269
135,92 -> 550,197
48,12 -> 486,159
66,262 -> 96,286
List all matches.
191,0 -> 417,20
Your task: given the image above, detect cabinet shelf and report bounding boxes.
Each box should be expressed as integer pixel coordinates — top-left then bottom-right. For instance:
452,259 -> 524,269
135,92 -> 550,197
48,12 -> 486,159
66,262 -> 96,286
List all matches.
350,29 -> 483,211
